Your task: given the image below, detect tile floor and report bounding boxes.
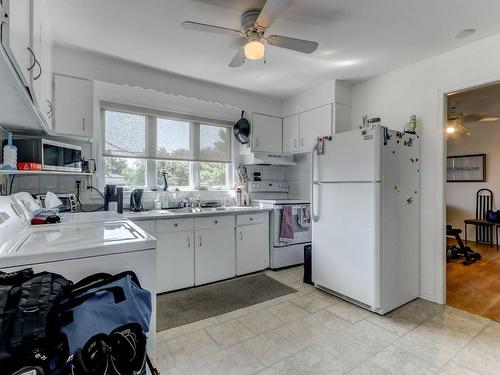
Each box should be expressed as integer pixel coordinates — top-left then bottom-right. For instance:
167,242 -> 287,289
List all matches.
156,266 -> 500,375
447,239 -> 500,321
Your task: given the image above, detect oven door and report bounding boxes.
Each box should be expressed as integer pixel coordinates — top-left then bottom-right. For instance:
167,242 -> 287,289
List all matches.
272,204 -> 311,247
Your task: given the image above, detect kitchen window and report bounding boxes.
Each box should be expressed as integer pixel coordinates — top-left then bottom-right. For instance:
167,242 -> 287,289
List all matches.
102,105 -> 232,189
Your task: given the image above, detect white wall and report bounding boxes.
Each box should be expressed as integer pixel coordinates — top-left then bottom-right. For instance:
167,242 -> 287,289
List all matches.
351,32 -> 500,303
447,124 -> 500,238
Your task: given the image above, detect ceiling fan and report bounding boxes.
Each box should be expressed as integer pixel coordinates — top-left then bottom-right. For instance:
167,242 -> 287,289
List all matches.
182,0 -> 319,67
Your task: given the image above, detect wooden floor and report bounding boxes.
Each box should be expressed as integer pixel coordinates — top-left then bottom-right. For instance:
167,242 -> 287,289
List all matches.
447,239 -> 500,322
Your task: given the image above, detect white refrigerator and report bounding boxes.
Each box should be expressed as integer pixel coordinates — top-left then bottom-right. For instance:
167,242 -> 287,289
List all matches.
311,125 -> 420,314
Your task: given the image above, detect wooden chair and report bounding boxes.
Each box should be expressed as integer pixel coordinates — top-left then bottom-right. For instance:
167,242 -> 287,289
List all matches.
464,188 -> 494,247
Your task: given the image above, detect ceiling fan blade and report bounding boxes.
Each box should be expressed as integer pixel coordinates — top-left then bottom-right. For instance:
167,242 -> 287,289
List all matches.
182,21 -> 243,37
256,0 -> 291,29
267,35 -> 318,54
229,49 -> 245,68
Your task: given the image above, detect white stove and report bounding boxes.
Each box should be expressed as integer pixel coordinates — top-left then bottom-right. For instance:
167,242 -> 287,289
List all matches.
247,181 -> 311,269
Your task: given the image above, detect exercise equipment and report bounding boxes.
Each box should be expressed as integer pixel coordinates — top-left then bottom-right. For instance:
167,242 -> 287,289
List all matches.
446,225 -> 481,265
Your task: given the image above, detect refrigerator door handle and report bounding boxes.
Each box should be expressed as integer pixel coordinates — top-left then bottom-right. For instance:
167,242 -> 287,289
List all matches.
311,182 -> 320,223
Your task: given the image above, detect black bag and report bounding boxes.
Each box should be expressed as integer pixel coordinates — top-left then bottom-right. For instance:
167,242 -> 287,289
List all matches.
0,269 -> 72,374
486,209 -> 500,223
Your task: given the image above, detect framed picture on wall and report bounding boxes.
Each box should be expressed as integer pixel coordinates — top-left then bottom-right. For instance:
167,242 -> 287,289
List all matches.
447,154 -> 486,182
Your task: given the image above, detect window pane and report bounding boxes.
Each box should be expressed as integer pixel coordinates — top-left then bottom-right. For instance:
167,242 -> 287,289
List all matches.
104,111 -> 146,157
105,157 -> 146,186
157,118 -> 190,160
199,162 -> 227,188
199,124 -> 230,162
157,160 -> 190,187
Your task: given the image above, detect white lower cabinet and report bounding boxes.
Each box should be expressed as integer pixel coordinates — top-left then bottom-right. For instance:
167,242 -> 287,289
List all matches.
236,213 -> 270,275
133,212 -> 269,292
194,216 -> 235,285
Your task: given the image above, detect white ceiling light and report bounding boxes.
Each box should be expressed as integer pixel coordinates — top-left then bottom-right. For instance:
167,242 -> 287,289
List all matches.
244,40 -> 265,60
446,126 -> 456,134
479,117 -> 500,122
454,28 -> 476,39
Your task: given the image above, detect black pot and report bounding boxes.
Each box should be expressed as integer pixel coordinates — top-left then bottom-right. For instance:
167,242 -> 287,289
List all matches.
233,111 -> 250,144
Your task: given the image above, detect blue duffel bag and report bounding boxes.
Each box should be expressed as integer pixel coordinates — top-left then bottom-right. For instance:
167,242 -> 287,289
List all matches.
53,271 -> 151,357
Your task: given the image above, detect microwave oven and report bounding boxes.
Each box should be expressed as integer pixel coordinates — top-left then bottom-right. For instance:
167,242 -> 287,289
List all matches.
10,138 -> 82,172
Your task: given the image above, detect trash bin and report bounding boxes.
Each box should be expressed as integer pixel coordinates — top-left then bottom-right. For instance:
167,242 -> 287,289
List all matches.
303,244 -> 313,285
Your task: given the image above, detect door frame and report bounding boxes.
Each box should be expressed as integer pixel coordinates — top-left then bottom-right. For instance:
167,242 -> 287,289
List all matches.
437,75 -> 500,305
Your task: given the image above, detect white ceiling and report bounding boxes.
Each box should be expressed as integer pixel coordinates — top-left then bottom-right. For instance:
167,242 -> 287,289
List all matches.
48,0 -> 500,99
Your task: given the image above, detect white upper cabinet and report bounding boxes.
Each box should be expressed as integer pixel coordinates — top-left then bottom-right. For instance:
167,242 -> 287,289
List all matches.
4,0 -> 31,84
251,113 -> 283,154
53,74 -> 94,138
283,114 -> 300,153
299,104 -> 333,152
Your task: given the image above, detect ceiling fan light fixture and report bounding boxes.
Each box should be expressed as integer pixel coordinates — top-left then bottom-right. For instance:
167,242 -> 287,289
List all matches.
244,40 -> 265,60
446,126 -> 456,134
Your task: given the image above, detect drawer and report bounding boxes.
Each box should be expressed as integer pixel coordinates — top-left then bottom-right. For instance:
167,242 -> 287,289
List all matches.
157,218 -> 194,233
237,212 -> 268,226
132,220 -> 157,236
195,215 -> 234,230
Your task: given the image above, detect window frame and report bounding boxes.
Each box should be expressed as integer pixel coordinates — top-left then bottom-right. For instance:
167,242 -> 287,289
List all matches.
100,102 -> 233,191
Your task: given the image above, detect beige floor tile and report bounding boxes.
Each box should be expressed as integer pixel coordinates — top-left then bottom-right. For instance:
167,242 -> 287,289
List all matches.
274,319 -> 329,350
438,360 -> 482,375
260,346 -> 351,375
205,319 -> 255,348
304,309 -> 351,333
243,331 -> 299,366
394,331 -> 460,368
454,344 -> 500,375
348,362 -> 392,375
156,340 -> 178,371
431,308 -> 489,336
366,313 -> 418,337
180,316 -> 219,334
266,301 -> 310,323
216,306 -> 254,323
311,288 -> 343,304
238,309 -> 285,335
413,321 -> 473,349
165,329 -> 219,366
315,330 -> 380,370
203,344 -> 264,375
369,345 -> 439,375
391,299 -> 444,324
341,320 -> 398,349
157,326 -> 185,343
326,300 -> 373,323
466,321 -> 500,356
289,292 -> 334,313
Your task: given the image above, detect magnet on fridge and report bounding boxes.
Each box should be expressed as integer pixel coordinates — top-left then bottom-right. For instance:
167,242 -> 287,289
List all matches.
407,197 -> 414,204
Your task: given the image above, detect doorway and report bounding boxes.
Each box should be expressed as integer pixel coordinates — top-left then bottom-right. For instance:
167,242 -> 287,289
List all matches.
445,82 -> 500,321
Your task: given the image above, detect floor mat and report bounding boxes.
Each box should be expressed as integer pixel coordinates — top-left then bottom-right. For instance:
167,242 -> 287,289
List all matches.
156,273 -> 297,331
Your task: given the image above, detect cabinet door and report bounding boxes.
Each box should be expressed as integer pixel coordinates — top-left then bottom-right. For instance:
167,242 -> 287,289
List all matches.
157,231 -> 194,293
299,104 -> 333,152
53,74 -> 93,137
251,113 -> 282,153
195,226 -> 235,285
236,223 -> 269,275
283,114 -> 299,153
6,0 -> 31,84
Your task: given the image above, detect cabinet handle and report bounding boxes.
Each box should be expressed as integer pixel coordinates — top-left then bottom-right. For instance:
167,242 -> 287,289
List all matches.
187,236 -> 191,248
255,139 -> 259,148
301,138 -> 304,147
199,236 -> 202,247
82,118 -> 85,132
34,59 -> 42,81
46,100 -> 53,118
293,139 -> 297,149
249,217 -> 253,221
240,231 -> 243,241
214,220 -> 218,224
174,223 -> 178,227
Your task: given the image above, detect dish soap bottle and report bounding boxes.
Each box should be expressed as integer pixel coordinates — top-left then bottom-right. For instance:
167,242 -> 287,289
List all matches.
2,132 -> 17,170
154,194 -> 162,210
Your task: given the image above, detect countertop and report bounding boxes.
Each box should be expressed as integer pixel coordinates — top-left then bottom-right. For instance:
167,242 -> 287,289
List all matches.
125,206 -> 272,221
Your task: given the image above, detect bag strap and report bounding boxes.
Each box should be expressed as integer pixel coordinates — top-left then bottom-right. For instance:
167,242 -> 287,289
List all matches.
70,273 -> 112,293
0,284 -> 14,316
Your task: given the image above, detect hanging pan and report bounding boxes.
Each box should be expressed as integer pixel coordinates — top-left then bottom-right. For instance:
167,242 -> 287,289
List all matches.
233,111 -> 250,144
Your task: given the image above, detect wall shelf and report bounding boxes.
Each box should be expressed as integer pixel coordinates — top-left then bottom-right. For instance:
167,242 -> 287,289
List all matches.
0,170 -> 93,176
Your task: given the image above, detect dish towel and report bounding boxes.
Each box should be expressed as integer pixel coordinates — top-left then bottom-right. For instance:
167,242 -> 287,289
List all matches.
280,205 -> 295,241
298,206 -> 311,228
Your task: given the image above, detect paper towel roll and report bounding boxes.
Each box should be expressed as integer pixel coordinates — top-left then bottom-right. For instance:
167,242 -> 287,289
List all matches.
44,191 -> 63,209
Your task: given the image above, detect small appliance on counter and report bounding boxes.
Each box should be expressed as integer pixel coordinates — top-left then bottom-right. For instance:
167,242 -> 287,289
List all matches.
1,132 -> 17,170
129,188 -> 144,212
35,193 -> 77,213
104,184 -> 123,213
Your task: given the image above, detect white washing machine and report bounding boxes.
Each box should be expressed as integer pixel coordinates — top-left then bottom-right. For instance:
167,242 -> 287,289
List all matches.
0,195 -> 158,352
